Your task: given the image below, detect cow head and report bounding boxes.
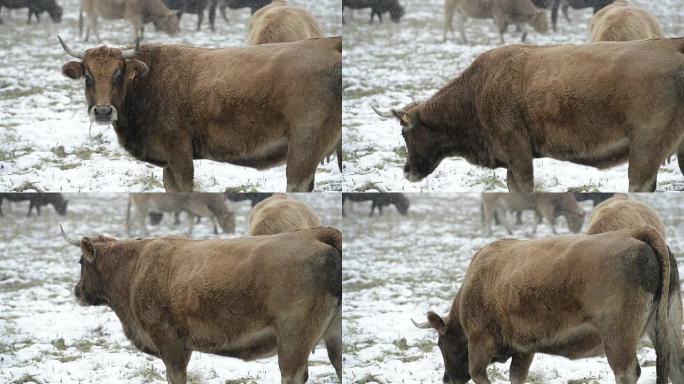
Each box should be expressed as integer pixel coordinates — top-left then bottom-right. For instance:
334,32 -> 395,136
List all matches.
372,104 -> 452,182
61,226 -> 117,307
392,194 -> 409,215
152,11 -> 181,36
565,209 -> 585,233
414,311 -> 470,384
47,0 -> 63,23
59,36 -> 149,125
390,3 -> 405,23
529,10 -> 549,33
55,199 -> 68,216
217,211 -> 236,234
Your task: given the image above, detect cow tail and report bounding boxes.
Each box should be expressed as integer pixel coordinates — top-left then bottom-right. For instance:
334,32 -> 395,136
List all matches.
336,139 -> 342,173
316,226 -> 341,253
630,226 -> 671,384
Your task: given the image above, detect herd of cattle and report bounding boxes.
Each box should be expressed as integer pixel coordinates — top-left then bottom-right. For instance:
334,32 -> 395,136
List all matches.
362,0 -> 684,192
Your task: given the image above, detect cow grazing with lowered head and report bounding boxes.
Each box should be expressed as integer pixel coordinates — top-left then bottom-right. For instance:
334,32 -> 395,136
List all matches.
342,0 -> 405,24
248,194 -> 321,236
341,192 -> 409,217
0,193 -> 68,217
80,0 -> 180,41
481,193 -> 584,236
247,1 -> 323,45
590,0 -> 663,42
373,38 -> 684,192
443,0 -> 549,43
59,36 -> 341,192
126,193 -> 235,236
0,0 -> 62,24
163,0 -> 216,31
414,226 -> 682,384
61,225 -> 341,384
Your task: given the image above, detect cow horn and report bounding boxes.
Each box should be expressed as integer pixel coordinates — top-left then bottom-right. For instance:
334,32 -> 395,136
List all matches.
122,36 -> 141,59
57,35 -> 85,60
371,104 -> 396,119
60,225 -> 81,247
411,318 -> 432,329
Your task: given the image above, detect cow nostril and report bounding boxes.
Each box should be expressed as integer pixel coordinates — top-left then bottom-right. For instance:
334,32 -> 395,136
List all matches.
94,106 -> 113,118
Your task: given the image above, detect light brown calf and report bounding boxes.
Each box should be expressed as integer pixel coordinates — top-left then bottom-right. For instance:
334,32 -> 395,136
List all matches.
61,225 -> 342,384
126,193 -> 235,236
590,0 -> 663,42
81,0 -> 180,41
481,193 -> 584,236
248,194 -> 321,236
443,0 -> 549,43
415,226 -> 680,384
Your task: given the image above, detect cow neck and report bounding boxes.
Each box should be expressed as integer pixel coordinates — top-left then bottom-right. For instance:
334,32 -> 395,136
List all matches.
113,58 -> 154,161
421,82 -> 492,167
96,242 -> 140,314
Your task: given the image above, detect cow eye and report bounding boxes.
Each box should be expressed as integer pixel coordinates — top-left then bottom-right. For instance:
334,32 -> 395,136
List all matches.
112,71 -> 123,85
85,75 -> 94,87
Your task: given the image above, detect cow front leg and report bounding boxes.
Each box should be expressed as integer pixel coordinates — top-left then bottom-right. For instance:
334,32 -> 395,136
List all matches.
159,347 -> 192,384
285,147 -> 318,193
163,160 -> 194,192
443,2 -> 454,42
457,11 -> 468,44
627,140 -> 664,192
509,352 -> 534,384
467,333 -> 496,384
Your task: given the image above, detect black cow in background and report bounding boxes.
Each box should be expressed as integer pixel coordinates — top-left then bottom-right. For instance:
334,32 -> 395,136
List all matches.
0,0 -> 62,24
342,0 -> 405,24
573,192 -> 615,207
163,0 -> 216,31
0,193 -> 68,217
342,193 -> 409,217
216,0 -> 270,22
531,0 -> 615,31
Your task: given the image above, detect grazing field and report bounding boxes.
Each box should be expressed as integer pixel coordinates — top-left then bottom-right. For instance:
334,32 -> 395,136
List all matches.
0,193 -> 341,383
342,0 -> 684,192
0,0 -> 341,192
342,193 -> 684,383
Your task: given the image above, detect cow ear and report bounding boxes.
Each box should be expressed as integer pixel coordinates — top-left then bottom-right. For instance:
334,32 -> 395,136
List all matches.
62,61 -> 84,79
427,311 -> 448,335
81,238 -> 96,263
125,60 -> 149,81
392,109 -> 416,129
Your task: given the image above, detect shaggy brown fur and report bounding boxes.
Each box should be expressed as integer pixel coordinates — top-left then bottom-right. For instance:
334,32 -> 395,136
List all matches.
126,193 -> 235,236
60,37 -> 342,192
376,37 -> 684,192
585,195 -> 684,383
443,0 -> 549,43
590,0 -> 664,42
64,226 -> 342,384
481,193 -> 584,235
417,226 -> 676,384
80,0 -> 179,41
248,194 -> 321,235
247,1 -> 324,45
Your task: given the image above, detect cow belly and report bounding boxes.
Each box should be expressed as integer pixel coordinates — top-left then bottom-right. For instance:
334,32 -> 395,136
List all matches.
207,136 -> 289,170
190,327 -> 278,361
537,134 -> 631,169
534,323 -> 605,359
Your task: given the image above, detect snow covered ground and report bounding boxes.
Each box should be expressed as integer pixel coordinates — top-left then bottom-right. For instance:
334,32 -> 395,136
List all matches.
342,0 -> 684,192
0,0 -> 342,192
342,193 -> 684,383
0,193 -> 341,383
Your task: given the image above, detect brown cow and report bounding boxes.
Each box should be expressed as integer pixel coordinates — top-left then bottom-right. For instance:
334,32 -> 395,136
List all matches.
373,38 -> 684,192
590,0 -> 664,42
248,194 -> 321,235
61,225 -> 342,384
58,36 -> 341,192
585,195 -> 684,382
126,193 -> 235,236
80,0 -> 180,41
443,0 -> 549,43
247,0 -> 324,45
481,193 -> 584,236
414,226 -> 681,384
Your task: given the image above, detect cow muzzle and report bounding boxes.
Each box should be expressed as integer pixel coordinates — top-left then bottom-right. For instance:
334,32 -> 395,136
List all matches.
89,105 -> 118,124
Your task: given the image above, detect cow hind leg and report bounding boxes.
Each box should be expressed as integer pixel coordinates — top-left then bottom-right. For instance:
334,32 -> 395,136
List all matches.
509,352 -> 534,384
323,309 -> 342,379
